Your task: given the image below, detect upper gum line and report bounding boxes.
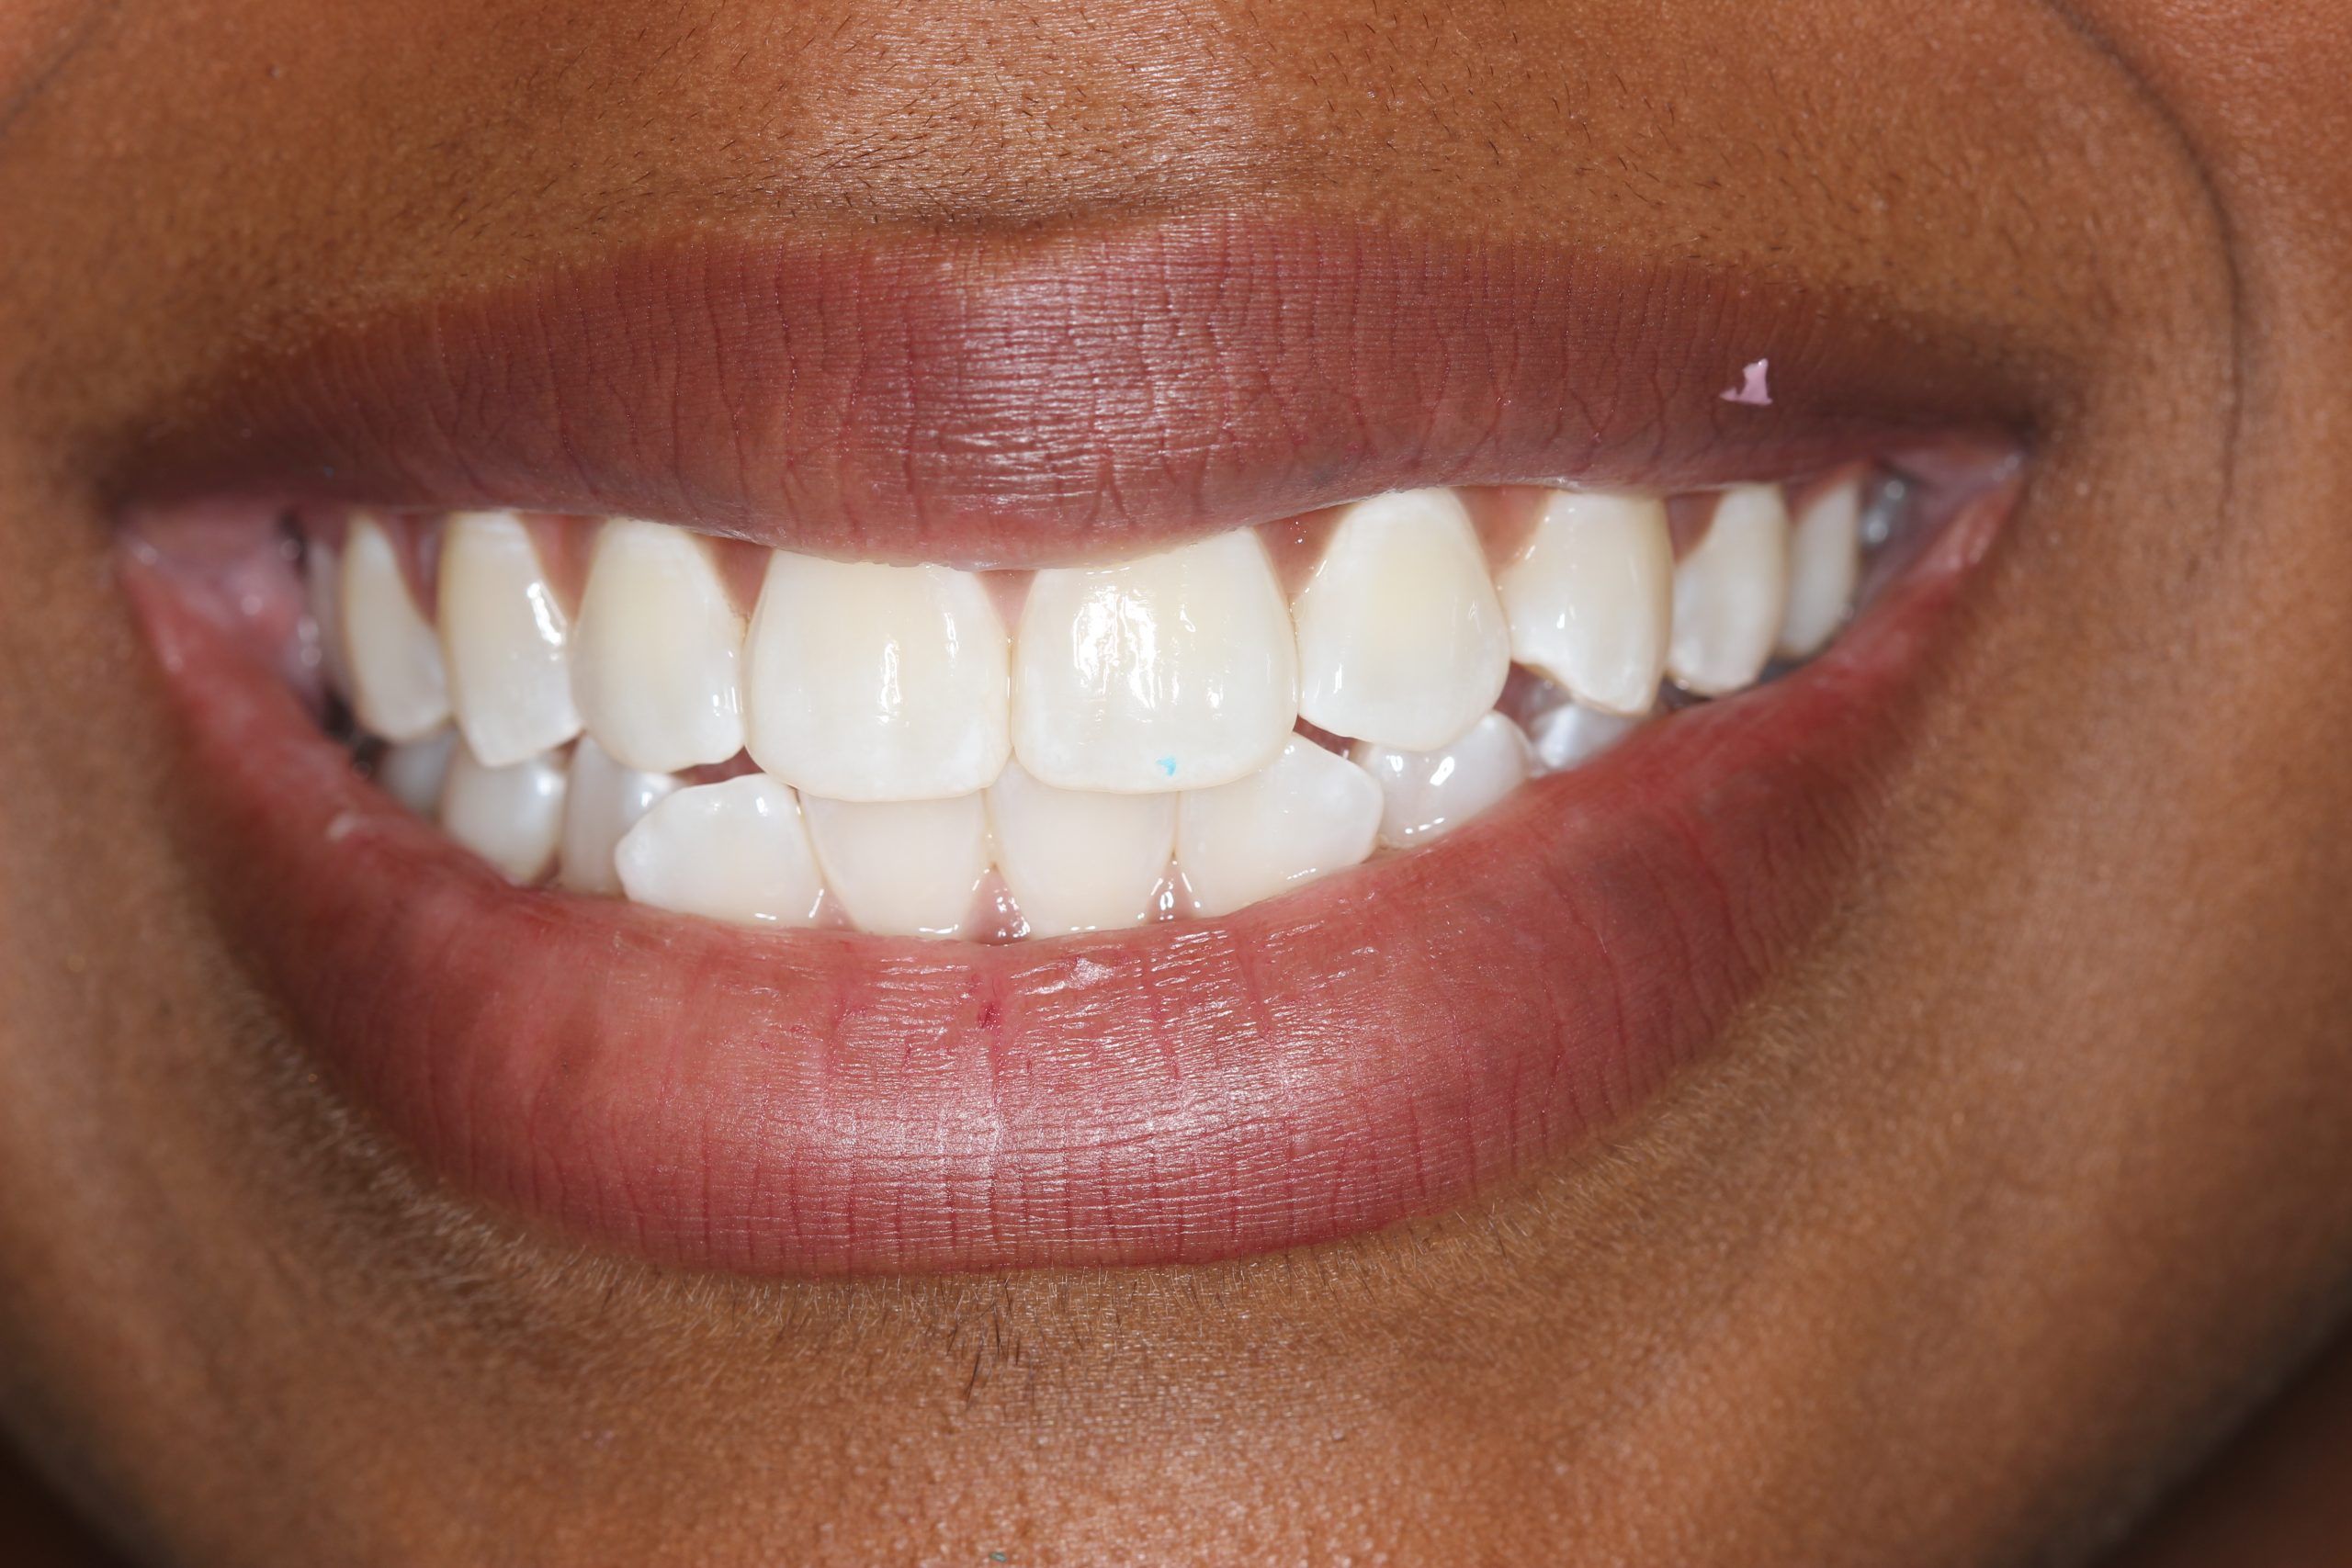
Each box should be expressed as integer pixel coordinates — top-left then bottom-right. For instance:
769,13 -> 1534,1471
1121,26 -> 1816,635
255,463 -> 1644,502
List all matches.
299,474 -> 1894,938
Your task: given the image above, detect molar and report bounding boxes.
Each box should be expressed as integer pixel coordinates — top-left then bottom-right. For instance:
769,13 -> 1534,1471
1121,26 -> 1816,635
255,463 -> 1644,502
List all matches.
614,775 -> 827,928
438,512 -> 582,767
1176,737 -> 1384,918
571,520 -> 746,773
339,514 -> 450,742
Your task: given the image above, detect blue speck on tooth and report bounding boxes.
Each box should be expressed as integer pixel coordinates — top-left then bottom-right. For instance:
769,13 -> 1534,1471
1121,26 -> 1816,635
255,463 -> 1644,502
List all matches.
1158,756 -> 1179,777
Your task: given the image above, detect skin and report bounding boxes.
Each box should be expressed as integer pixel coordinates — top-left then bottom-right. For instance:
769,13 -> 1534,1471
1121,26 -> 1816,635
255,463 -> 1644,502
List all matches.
1,0 -> 2348,1561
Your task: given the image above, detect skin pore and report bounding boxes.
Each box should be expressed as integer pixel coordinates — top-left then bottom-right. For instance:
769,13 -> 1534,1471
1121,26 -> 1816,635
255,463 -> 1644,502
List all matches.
1,0 -> 2348,1562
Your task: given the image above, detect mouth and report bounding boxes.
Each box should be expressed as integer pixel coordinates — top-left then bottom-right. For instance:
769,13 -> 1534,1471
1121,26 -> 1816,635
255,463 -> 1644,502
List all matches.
114,217 -> 2025,1275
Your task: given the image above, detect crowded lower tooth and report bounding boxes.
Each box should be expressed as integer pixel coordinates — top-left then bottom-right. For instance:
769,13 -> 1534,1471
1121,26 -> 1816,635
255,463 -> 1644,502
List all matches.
340,514 -> 450,742
1013,529 -> 1298,792
1500,491 -> 1672,716
439,512 -> 582,766
1176,737 -> 1384,918
559,737 -> 680,896
986,761 -> 1176,935
1294,489 -> 1512,750
1521,695 -> 1643,773
438,741 -> 569,884
571,520 -> 746,773
1351,711 -> 1531,848
376,727 -> 458,818
614,775 -> 827,928
1668,484 -> 1792,696
802,795 -> 991,937
1778,472 -> 1865,660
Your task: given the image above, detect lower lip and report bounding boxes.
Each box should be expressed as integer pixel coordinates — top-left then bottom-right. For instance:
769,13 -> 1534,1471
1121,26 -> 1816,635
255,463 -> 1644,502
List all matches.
122,496 -> 2003,1275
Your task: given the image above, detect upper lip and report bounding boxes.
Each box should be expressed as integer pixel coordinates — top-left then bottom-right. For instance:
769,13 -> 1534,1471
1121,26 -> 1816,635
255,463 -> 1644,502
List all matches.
112,213 -> 2024,564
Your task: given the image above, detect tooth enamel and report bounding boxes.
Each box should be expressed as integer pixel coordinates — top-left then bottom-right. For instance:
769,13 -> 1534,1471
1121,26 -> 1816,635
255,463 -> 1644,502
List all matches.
986,761 -> 1176,935
1351,711 -> 1530,848
1522,696 -> 1643,774
438,741 -> 568,884
1293,488 -> 1512,750
376,727 -> 458,818
1013,530 -> 1297,793
571,520 -> 746,773
1499,491 -> 1672,716
614,775 -> 827,928
438,511 -> 582,768
1667,484 -> 1792,696
304,538 -> 354,698
339,515 -> 450,741
744,557 -> 1010,802
801,795 -> 991,937
1777,475 -> 1865,660
559,737 -> 680,895
1176,737 -> 1384,918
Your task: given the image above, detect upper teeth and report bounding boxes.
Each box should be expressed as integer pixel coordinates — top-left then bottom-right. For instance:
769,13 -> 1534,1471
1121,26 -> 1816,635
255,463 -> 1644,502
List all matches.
311,471 -> 1884,935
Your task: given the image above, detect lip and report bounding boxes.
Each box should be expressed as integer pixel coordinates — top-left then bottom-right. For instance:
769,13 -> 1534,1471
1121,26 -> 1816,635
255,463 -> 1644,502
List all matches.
114,218 -> 2026,1275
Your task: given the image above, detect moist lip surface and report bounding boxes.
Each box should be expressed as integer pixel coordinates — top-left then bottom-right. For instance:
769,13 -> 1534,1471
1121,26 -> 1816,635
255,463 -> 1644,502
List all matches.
118,221 -> 2026,1275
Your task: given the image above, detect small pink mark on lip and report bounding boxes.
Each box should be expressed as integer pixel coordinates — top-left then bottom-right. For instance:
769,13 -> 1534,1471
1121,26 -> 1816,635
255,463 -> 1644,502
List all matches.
1721,359 -> 1772,406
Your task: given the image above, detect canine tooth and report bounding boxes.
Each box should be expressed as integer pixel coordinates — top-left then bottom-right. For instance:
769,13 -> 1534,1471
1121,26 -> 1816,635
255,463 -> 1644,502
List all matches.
439,512 -> 582,767
559,737 -> 680,895
614,775 -> 826,928
304,538 -> 354,698
1777,475 -> 1865,660
744,557 -> 1009,802
802,795 -> 990,937
377,727 -> 458,818
571,521 -> 745,773
340,516 -> 449,741
1293,489 -> 1511,750
1500,491 -> 1672,716
439,742 -> 568,884
1014,530 -> 1297,793
1524,700 -> 1643,773
1176,738 -> 1383,918
986,761 -> 1176,935
1351,712 -> 1530,848
1667,485 -> 1792,695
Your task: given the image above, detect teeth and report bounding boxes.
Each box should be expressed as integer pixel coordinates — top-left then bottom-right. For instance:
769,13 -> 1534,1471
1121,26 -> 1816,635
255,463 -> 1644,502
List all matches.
744,557 -> 1010,802
438,742 -> 568,884
986,761 -> 1176,935
376,727 -> 458,818
571,521 -> 746,773
1293,489 -> 1512,750
1777,474 -> 1865,660
1499,491 -> 1673,716
303,538 -> 354,698
559,737 -> 680,895
1523,696 -> 1643,774
1667,485 -> 1792,696
1351,712 -> 1531,848
614,775 -> 827,928
339,515 -> 450,741
438,512 -> 582,768
802,795 -> 991,937
1176,738 -> 1384,918
1013,530 -> 1297,793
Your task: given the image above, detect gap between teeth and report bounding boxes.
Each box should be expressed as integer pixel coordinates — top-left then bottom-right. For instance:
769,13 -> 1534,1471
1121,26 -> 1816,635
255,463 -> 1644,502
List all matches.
310,474 -> 1884,938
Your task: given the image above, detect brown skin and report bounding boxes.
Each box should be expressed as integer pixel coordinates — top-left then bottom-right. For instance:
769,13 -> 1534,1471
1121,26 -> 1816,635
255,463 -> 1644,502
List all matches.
2,0 -> 2348,1562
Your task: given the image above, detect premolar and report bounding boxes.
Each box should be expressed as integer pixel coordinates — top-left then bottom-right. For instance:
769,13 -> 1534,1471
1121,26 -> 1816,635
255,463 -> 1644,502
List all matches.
339,515 -> 449,742
439,741 -> 568,884
1779,473 -> 1865,660
438,512 -> 582,766
1668,484 -> 1792,696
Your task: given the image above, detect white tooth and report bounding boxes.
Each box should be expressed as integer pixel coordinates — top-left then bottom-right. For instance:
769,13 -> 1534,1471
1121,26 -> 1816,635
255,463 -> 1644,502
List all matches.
615,775 -> 827,928
1176,738 -> 1383,918
985,761 -> 1176,935
571,520 -> 746,773
1777,476 -> 1865,660
1523,698 -> 1643,774
1499,491 -> 1672,716
801,795 -> 990,937
376,727 -> 458,818
438,742 -> 568,884
559,736 -> 680,895
1013,530 -> 1297,793
1667,484 -> 1792,696
1351,712 -> 1530,849
1293,488 -> 1511,750
744,557 -> 1009,802
339,515 -> 450,741
438,511 -> 582,767
304,538 -> 354,698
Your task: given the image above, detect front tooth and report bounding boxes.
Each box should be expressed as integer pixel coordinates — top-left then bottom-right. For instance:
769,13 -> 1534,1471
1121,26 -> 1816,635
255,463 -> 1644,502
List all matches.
801,795 -> 990,937
438,742 -> 568,884
303,537 -> 354,698
340,515 -> 450,741
1176,738 -> 1384,918
1293,488 -> 1512,750
376,727 -> 458,818
1013,530 -> 1297,793
559,736 -> 680,895
1776,474 -> 1865,660
1667,484 -> 1792,696
744,557 -> 1009,802
1351,712 -> 1530,849
571,520 -> 746,773
438,511 -> 582,767
614,775 -> 827,928
1499,491 -> 1672,716
986,761 -> 1176,935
